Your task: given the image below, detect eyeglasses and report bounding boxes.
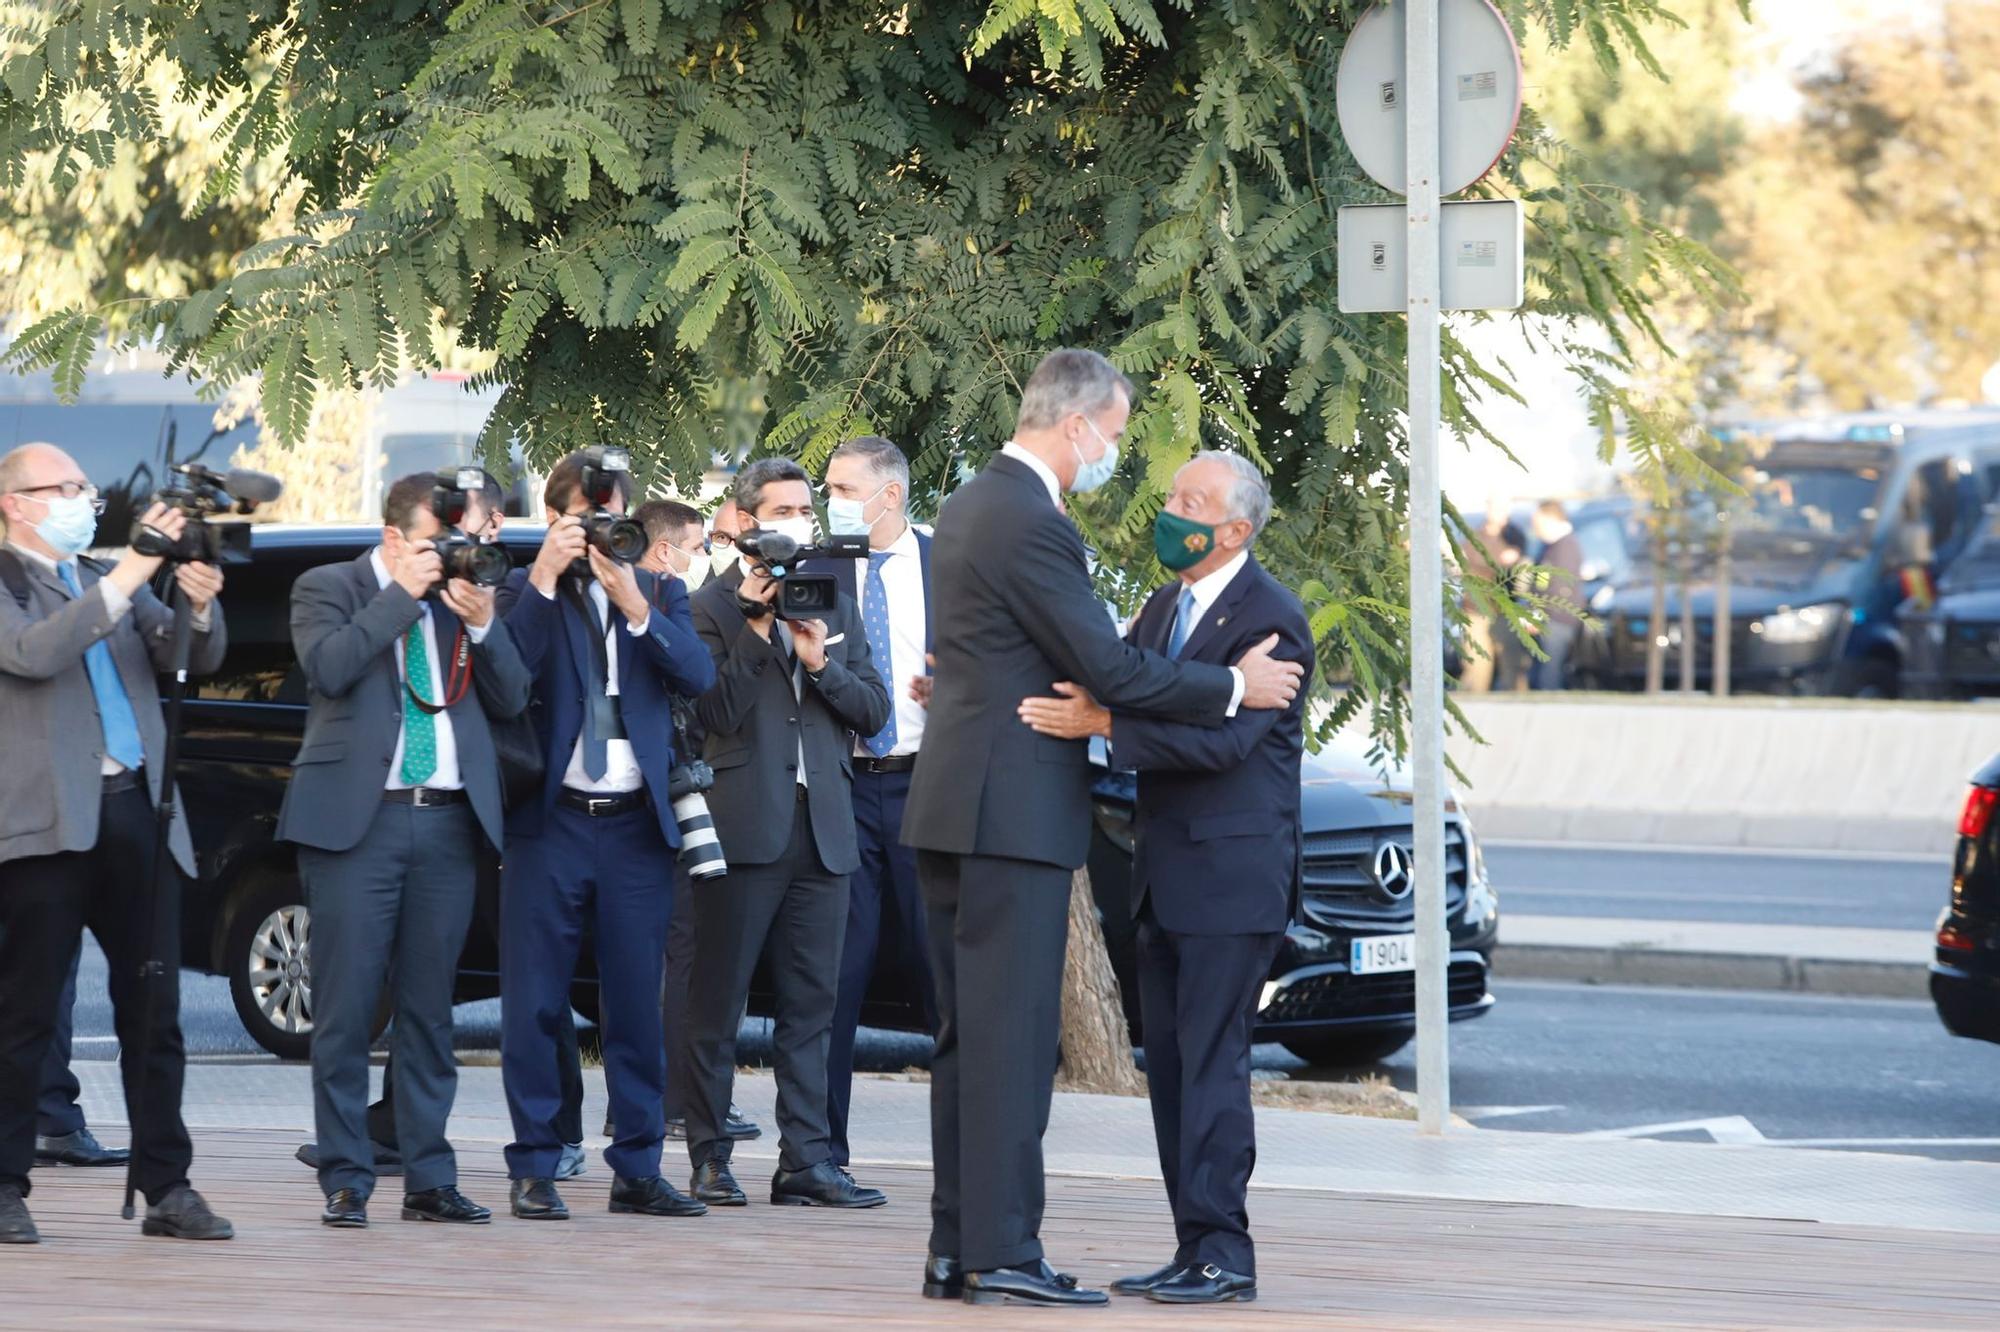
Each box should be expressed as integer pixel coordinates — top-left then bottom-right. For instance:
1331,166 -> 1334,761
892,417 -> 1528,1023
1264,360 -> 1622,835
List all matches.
11,482 -> 103,512
710,530 -> 735,548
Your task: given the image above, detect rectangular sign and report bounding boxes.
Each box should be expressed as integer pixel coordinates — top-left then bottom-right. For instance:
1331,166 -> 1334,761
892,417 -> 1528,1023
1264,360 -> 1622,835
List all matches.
1336,198 -> 1525,314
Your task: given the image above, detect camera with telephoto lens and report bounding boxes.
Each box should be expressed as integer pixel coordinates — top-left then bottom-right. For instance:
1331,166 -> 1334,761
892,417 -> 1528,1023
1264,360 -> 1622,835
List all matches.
666,701 -> 726,881
424,467 -> 511,596
129,461 -> 282,565
734,528 -> 869,619
568,446 -> 647,576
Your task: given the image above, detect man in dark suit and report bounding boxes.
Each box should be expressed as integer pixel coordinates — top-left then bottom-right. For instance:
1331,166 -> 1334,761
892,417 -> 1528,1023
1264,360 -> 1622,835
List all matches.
900,349 -> 1304,1307
1019,450 -> 1312,1305
1528,501 -> 1584,691
683,459 -> 891,1209
0,443 -> 234,1245
817,435 -> 935,1170
282,471 -> 532,1230
494,451 -> 715,1224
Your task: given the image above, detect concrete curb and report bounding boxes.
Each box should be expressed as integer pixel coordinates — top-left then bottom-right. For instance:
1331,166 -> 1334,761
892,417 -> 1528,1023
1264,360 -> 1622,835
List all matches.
1497,914 -> 1933,1000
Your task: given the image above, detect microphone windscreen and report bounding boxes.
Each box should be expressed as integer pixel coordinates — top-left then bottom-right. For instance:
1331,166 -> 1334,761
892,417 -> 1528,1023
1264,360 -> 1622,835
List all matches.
222,468 -> 286,503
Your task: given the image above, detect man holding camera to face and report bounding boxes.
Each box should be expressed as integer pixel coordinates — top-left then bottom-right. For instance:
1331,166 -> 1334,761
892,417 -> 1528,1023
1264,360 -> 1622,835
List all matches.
281,472 -> 532,1230
494,449 -> 715,1223
682,458 -> 891,1209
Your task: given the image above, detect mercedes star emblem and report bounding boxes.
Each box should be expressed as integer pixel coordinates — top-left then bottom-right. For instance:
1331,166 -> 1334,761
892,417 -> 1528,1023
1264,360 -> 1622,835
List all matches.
1372,842 -> 1415,901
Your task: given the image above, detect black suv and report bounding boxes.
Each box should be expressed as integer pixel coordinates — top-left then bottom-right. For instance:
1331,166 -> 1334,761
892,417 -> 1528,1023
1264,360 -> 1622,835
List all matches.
1932,752 -> 2000,1044
175,524 -> 1498,1066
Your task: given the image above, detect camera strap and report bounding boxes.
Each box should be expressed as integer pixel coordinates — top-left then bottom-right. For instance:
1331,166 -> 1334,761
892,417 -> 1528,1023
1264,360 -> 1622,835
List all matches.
563,578 -> 628,742
403,619 -> 473,715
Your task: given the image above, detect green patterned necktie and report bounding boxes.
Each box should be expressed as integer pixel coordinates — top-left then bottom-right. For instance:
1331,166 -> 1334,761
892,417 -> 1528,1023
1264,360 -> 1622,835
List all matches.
400,617 -> 438,786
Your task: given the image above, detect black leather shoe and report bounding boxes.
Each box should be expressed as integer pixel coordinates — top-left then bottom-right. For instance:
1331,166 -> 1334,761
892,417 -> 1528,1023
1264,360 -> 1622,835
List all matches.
35,1128 -> 129,1167
321,1188 -> 368,1228
1145,1263 -> 1257,1304
609,1174 -> 708,1217
962,1261 -> 1107,1307
510,1177 -> 570,1221
296,1141 -> 402,1175
771,1160 -> 886,1209
142,1185 -> 234,1240
726,1104 -> 762,1140
0,1184 -> 38,1245
690,1158 -> 746,1206
922,1253 -> 963,1299
401,1186 -> 491,1224
1111,1261 -> 1187,1296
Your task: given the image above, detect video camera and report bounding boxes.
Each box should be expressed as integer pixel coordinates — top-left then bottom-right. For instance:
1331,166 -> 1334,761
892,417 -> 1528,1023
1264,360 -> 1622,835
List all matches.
569,446 -> 647,576
425,467 -> 511,594
129,461 -> 282,565
735,528 -> 869,619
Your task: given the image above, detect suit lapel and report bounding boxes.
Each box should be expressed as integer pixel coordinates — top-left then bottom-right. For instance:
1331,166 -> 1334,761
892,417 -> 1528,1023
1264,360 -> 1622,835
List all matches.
1178,558 -> 1257,663
1135,584 -> 1178,655
915,529 -> 933,655
354,552 -> 405,700
560,580 -> 601,695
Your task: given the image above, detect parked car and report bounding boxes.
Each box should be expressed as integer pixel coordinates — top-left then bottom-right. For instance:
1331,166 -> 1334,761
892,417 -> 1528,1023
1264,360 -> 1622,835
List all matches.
1577,412 -> 2000,696
1931,752 -> 2000,1045
175,524 -> 1498,1066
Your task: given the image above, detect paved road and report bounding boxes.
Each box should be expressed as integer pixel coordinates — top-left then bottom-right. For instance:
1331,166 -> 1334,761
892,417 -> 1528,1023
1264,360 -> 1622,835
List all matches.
1485,841 -> 1947,931
1273,977 -> 2000,1164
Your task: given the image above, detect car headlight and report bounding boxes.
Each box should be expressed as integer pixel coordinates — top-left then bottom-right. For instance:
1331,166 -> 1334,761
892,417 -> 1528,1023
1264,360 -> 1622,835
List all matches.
1751,602 -> 1844,645
1460,816 -> 1497,927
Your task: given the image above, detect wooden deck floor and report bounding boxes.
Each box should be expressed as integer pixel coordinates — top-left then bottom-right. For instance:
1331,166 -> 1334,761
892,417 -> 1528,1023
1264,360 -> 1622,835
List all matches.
6,1128 -> 1997,1329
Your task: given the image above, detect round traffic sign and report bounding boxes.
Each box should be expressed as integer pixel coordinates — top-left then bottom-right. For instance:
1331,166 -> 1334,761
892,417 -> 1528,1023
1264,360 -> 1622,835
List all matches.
1335,0 -> 1523,197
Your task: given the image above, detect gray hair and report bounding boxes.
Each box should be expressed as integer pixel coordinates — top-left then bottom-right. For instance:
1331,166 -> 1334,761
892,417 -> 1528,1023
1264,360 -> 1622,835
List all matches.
1015,348 -> 1135,433
828,435 -> 909,492
1182,449 -> 1272,537
732,456 -> 811,517
0,443 -> 58,534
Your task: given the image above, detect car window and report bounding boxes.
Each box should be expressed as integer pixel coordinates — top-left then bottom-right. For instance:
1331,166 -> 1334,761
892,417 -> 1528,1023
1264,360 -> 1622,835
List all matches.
188,551 -> 326,704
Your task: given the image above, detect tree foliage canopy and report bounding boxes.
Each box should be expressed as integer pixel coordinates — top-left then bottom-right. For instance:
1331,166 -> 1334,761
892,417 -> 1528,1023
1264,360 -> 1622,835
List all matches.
1,0 -> 1719,753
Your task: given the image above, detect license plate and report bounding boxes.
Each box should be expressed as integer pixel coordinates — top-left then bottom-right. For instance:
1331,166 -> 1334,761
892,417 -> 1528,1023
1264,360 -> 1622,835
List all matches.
1350,934 -> 1416,975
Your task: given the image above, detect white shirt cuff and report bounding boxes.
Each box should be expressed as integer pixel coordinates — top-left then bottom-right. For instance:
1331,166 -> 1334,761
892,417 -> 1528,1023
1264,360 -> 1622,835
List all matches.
190,604 -> 213,633
1225,666 -> 1245,718
465,618 -> 492,644
625,613 -> 648,635
97,579 -> 131,622
535,582 -> 557,601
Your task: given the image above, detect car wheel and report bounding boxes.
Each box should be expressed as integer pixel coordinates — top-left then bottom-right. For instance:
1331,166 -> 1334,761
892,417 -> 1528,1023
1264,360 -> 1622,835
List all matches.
1280,1029 -> 1413,1068
225,872 -> 388,1061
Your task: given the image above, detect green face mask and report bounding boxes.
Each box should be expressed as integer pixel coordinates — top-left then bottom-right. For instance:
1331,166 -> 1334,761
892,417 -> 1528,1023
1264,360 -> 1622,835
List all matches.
1154,509 -> 1219,572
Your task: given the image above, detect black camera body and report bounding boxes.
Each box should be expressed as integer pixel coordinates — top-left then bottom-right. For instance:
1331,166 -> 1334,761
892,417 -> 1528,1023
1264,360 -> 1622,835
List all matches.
425,468 -> 511,595
568,446 -> 647,576
129,462 -> 278,565
735,529 -> 869,619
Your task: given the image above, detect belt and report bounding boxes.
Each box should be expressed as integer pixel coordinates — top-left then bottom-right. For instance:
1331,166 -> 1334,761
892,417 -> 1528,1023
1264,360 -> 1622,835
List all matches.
101,768 -> 140,795
558,788 -> 649,817
854,754 -> 917,775
383,787 -> 467,808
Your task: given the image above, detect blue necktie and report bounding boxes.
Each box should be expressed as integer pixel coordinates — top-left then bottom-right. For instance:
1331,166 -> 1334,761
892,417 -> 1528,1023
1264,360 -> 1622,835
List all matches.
1168,586 -> 1199,658
861,552 -> 898,758
58,562 -> 144,770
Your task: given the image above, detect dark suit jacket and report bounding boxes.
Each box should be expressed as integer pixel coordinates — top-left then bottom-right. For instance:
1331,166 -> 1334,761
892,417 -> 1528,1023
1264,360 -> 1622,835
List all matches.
1538,531 -> 1585,630
279,552 -> 533,854
1115,557 -> 1313,936
689,562 -> 889,875
494,566 -> 714,848
0,550 -> 226,875
901,453 -> 1236,871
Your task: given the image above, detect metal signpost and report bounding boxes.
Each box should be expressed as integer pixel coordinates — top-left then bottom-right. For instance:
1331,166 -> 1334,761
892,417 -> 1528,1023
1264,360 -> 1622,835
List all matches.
1335,0 -> 1523,1135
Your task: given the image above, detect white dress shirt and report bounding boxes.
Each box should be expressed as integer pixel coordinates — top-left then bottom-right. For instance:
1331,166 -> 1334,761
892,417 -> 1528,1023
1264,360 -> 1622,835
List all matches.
372,548 -> 489,792
856,521 -> 928,758
537,579 -> 648,795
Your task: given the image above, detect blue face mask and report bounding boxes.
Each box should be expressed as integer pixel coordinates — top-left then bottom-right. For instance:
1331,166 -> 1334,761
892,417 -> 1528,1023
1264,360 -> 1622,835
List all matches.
826,481 -> 891,537
29,494 -> 99,559
1068,417 -> 1120,494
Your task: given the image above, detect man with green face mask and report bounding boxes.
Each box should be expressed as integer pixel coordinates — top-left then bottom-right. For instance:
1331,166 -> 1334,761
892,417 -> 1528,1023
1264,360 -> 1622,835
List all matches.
1017,450 -> 1313,1306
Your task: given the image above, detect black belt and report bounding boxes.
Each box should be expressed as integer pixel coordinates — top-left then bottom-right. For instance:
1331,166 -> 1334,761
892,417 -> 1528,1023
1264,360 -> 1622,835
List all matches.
854,754 -> 917,775
383,787 -> 467,808
558,788 -> 649,817
101,768 -> 140,795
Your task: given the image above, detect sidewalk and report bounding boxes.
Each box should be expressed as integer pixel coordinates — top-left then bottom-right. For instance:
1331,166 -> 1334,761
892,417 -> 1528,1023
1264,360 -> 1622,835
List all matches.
1501,913 -> 1932,998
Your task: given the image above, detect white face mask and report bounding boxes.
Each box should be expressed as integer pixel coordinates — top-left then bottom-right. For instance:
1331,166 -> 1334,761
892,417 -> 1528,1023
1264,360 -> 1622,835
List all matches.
1068,417 -> 1120,494
765,516 -> 816,548
674,544 -> 711,592
826,482 -> 892,537
709,542 -> 737,576
28,493 -> 100,559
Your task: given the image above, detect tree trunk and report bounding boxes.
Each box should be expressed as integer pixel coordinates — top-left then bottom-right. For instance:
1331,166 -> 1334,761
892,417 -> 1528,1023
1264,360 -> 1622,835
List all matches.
1713,521 -> 1733,697
1057,868 -> 1146,1096
1677,538 -> 1697,694
1645,524 -> 1668,694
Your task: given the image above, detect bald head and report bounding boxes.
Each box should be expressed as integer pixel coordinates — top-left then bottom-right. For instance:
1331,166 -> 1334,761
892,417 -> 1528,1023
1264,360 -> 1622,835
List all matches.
0,443 -> 87,540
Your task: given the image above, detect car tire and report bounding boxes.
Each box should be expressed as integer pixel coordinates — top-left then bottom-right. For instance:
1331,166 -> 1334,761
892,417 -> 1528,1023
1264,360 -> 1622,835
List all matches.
1280,1029 -> 1413,1068
225,871 -> 387,1061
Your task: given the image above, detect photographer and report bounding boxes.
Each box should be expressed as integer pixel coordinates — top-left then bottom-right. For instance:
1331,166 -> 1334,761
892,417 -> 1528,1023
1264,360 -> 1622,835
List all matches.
494,449 -> 715,1223
682,459 -> 890,1210
280,472 -> 532,1230
0,443 -> 232,1245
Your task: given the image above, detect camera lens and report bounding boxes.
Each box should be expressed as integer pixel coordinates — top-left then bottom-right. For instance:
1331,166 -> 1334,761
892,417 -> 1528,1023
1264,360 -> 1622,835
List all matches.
458,542 -> 512,588
590,514 -> 648,564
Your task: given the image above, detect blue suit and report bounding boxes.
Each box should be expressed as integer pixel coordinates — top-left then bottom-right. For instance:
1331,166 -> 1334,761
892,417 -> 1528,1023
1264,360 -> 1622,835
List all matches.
494,567 -> 714,1183
816,534 -> 938,1166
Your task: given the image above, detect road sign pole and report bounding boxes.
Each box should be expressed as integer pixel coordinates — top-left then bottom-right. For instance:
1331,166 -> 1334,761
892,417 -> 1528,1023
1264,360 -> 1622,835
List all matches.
1405,0 -> 1451,1136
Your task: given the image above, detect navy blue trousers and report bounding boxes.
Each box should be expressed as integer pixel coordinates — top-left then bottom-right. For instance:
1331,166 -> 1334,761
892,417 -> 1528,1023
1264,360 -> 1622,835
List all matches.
36,943 -> 85,1137
501,803 -> 672,1182
826,766 -> 935,1166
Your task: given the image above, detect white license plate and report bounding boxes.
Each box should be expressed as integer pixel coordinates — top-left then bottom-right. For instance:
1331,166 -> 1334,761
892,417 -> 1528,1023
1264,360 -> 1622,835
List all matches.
1350,934 -> 1416,975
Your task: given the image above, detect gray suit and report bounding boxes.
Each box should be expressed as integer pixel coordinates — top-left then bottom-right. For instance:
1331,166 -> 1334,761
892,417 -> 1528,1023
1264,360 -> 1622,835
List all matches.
280,552 -> 531,1199
0,551 -> 224,874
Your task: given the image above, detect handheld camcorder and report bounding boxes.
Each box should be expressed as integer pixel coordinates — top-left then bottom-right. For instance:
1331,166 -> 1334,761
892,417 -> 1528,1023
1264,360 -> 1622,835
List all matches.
667,700 -> 726,881
129,461 -> 282,565
425,467 -> 511,595
569,446 -> 647,576
734,528 -> 869,619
